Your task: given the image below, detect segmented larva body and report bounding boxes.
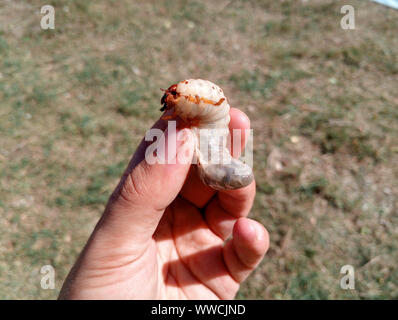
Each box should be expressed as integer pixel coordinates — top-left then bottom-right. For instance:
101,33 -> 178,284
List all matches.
161,79 -> 253,190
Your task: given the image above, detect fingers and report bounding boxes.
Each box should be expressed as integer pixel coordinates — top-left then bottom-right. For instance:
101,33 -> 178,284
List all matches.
205,180 -> 256,240
95,124 -> 194,251
179,107 -> 251,208
229,109 -> 251,158
223,218 -> 269,283
171,197 -> 238,299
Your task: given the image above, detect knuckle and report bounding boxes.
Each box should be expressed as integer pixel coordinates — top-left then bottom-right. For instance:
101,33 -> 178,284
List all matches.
119,165 -> 149,203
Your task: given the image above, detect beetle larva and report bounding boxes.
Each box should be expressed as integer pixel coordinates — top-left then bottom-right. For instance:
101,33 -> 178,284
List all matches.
160,79 -> 253,190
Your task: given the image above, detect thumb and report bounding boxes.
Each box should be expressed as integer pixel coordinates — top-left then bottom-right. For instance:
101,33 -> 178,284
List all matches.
95,127 -> 194,249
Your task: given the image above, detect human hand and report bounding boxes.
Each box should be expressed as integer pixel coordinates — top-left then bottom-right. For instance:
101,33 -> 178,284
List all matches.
59,108 -> 269,300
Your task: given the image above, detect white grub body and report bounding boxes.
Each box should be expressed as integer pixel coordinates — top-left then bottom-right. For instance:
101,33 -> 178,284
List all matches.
174,80 -> 230,128
162,79 -> 253,190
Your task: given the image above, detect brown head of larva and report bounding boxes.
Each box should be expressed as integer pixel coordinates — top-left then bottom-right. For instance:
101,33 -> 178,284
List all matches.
160,84 -> 178,112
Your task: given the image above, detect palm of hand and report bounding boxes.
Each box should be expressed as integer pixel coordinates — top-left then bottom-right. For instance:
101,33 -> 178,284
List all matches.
150,197 -> 241,300
59,109 -> 268,300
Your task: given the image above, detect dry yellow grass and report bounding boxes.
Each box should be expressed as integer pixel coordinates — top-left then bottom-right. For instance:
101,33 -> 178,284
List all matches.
0,0 -> 397,299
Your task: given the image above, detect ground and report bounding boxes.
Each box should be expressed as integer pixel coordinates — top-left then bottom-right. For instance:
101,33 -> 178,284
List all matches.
0,0 -> 397,299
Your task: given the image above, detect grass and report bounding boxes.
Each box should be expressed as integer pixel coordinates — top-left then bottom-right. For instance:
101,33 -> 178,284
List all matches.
0,0 -> 397,299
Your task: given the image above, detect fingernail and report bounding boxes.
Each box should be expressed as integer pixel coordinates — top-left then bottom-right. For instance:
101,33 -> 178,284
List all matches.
246,222 -> 256,237
176,129 -> 194,164
252,222 -> 263,241
178,128 -> 192,143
